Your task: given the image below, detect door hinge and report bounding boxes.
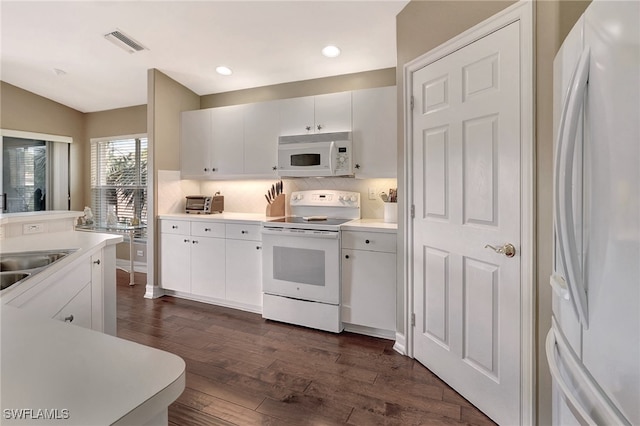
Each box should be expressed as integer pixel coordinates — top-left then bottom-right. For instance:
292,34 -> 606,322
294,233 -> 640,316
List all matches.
411,204 -> 415,219
410,95 -> 415,111
411,313 -> 416,327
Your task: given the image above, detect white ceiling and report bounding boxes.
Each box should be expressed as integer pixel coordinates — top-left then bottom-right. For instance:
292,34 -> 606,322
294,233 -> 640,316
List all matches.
1,1 -> 408,113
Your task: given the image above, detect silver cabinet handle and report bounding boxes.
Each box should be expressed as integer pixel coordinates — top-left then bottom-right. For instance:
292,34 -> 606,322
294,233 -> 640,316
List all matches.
317,124 -> 323,131
64,314 -> 74,323
256,246 -> 261,250
204,228 -> 211,232
485,243 -> 516,258
172,225 -> 178,229
241,230 -> 248,234
184,239 -> 190,243
93,259 -> 101,265
192,240 -> 199,244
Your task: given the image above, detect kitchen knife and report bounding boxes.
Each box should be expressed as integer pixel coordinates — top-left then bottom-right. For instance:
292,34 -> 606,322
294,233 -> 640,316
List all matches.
265,194 -> 271,204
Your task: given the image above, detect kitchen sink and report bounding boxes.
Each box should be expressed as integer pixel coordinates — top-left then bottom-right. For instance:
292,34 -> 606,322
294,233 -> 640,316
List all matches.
0,249 -> 76,291
0,250 -> 73,272
1,272 -> 31,291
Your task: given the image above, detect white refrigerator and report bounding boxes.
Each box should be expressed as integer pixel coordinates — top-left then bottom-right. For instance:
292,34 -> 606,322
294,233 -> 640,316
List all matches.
546,1 -> 639,425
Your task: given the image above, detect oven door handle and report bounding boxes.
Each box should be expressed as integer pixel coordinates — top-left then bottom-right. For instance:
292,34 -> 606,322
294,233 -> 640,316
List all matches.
261,227 -> 339,239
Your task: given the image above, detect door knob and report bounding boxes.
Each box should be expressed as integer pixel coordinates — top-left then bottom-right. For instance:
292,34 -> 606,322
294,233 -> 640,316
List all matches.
484,243 -> 516,258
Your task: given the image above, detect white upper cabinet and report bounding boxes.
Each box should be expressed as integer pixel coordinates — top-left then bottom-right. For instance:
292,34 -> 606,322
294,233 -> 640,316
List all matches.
180,87 -> 395,179
244,101 -> 280,176
278,91 -> 352,136
210,104 -> 245,176
181,109 -> 212,179
352,86 -> 397,178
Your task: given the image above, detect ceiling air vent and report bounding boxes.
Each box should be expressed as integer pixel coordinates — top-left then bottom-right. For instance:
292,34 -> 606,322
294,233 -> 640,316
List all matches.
104,30 -> 148,54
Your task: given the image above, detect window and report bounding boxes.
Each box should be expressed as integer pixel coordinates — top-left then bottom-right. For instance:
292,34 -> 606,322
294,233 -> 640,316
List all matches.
2,136 -> 70,213
91,135 -> 147,239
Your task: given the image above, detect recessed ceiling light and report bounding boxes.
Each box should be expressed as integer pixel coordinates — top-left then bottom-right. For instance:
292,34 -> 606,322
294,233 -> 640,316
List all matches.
216,66 -> 233,76
322,45 -> 341,58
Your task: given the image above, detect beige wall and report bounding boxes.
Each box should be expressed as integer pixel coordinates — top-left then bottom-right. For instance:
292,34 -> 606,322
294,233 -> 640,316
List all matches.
396,0 -> 589,424
1,82 -> 149,212
1,82 -> 86,210
147,69 -> 200,286
201,68 -> 396,108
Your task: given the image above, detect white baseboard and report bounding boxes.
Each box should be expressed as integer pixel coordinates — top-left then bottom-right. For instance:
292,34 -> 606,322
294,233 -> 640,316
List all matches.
393,332 -> 407,355
144,285 -> 164,299
343,323 -> 395,341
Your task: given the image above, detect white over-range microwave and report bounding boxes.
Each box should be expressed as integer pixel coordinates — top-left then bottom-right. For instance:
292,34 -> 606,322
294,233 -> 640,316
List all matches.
277,131 -> 353,177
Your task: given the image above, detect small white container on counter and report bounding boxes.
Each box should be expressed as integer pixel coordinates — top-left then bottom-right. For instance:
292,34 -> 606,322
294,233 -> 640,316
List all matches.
383,202 -> 397,223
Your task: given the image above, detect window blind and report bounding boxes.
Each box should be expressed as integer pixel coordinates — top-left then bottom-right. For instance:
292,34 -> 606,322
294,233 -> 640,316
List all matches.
91,136 -> 147,239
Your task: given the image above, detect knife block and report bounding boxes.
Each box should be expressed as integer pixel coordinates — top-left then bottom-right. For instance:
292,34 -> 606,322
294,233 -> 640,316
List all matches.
266,194 -> 285,217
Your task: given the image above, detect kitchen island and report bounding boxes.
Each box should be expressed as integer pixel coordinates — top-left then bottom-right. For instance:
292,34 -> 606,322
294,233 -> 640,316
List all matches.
1,304 -> 185,425
1,212 -> 186,425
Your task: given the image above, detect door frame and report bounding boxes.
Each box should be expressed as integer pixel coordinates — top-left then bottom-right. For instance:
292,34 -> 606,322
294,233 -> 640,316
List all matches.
402,1 -> 535,424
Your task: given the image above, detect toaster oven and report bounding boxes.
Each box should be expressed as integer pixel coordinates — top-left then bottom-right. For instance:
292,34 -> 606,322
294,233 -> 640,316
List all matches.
185,195 -> 224,214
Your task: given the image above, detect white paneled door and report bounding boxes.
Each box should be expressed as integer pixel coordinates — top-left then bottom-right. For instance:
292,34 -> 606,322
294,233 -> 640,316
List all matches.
412,21 -> 521,425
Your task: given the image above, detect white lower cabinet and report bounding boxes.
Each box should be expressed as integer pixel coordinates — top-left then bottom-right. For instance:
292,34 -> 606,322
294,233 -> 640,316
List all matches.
160,233 -> 192,293
341,230 -> 397,336
159,219 -> 261,313
225,224 -> 262,310
191,235 -> 225,299
160,220 -> 226,298
5,246 -> 116,334
54,282 -> 92,328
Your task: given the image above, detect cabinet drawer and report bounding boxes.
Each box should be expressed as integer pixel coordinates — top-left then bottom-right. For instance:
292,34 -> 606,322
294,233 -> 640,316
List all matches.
341,231 -> 396,253
160,219 -> 190,235
225,224 -> 261,241
191,221 -> 225,238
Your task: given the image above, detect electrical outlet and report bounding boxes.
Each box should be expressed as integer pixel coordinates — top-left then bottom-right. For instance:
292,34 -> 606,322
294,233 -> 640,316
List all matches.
136,250 -> 144,257
23,223 -> 44,234
368,187 -> 377,200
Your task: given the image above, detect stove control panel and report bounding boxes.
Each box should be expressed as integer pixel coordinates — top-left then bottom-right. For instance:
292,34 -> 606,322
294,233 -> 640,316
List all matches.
290,190 -> 360,208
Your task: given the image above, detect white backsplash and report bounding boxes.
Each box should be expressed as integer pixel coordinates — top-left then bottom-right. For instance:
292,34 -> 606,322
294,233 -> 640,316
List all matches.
157,170 -> 396,219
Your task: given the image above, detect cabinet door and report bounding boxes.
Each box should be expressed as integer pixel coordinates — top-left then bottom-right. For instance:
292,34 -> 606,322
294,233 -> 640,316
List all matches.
210,105 -> 245,176
314,91 -> 352,133
352,86 -> 397,178
279,96 -> 315,136
342,248 -> 396,331
226,239 -> 262,308
181,109 -> 212,178
244,101 -> 280,176
54,282 -> 92,329
191,236 -> 225,299
160,233 -> 191,292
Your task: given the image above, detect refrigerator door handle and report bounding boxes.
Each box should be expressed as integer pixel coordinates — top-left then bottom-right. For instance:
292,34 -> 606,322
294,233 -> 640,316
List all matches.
554,46 -> 590,329
546,327 -> 598,426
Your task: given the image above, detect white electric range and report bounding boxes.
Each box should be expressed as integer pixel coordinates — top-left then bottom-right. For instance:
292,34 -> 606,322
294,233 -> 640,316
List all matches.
261,190 -> 360,332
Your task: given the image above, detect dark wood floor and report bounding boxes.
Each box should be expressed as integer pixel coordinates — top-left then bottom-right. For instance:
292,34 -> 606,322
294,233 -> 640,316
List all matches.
116,270 -> 496,426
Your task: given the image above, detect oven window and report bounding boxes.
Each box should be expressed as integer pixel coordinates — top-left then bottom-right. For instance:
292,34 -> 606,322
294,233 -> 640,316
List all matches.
273,246 -> 325,286
291,153 -> 321,167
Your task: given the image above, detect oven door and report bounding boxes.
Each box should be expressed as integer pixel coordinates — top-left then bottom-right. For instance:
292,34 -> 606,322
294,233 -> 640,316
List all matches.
262,226 -> 340,304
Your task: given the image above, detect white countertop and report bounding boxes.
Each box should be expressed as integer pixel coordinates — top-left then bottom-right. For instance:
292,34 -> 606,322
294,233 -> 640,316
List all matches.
0,231 -> 123,301
0,210 -> 82,225
0,304 -> 186,425
159,211 -> 272,224
341,218 -> 398,233
159,213 -> 397,231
